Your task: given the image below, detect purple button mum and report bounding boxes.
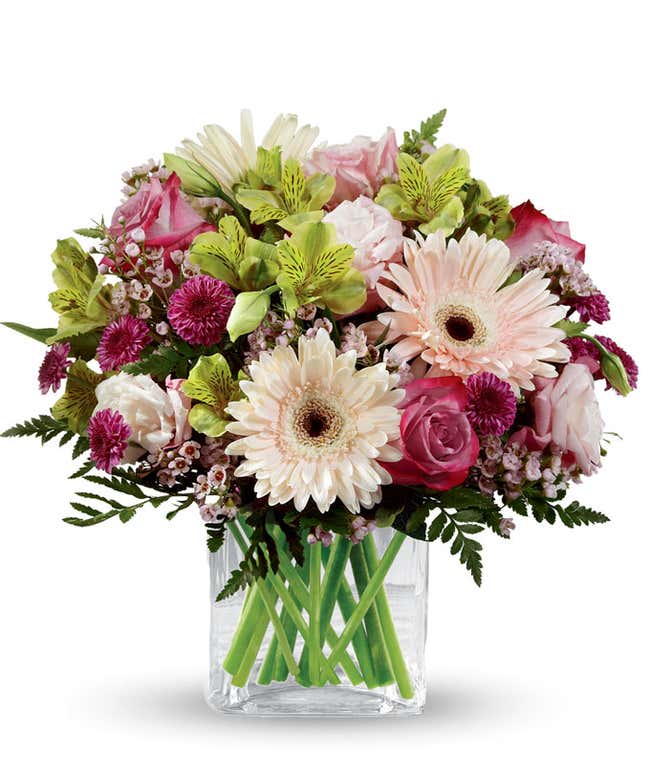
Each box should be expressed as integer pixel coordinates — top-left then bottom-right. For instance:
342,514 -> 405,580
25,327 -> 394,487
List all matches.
465,372 -> 517,435
167,275 -> 235,346
88,409 -> 131,473
38,342 -> 72,394
97,314 -> 152,371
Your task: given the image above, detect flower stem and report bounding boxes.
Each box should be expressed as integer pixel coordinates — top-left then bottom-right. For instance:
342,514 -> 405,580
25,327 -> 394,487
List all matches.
268,526 -> 363,685
308,542 -> 322,684
327,531 -> 407,672
230,587 -> 276,687
335,574 -> 378,689
227,521 -> 300,682
349,543 -> 395,686
362,533 -> 414,699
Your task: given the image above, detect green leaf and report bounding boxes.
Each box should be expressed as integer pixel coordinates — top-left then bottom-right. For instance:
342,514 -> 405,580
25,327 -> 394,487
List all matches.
1,322 -> 56,344
122,342 -> 207,381
216,566 -> 250,602
556,501 -> 610,527
401,108 -> 447,157
74,227 -> 105,239
556,319 -> 588,337
163,153 -> 220,196
226,288 -> 273,342
2,414 -> 69,442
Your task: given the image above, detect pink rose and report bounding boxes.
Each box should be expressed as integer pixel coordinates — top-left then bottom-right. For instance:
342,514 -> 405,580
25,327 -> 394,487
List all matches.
107,173 -> 214,268
513,363 -> 604,474
507,201 -> 585,262
305,129 -> 398,208
323,197 -> 404,311
382,377 -> 479,491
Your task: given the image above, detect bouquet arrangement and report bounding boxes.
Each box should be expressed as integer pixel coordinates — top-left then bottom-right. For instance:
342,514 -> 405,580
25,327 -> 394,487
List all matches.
2,109 -> 638,709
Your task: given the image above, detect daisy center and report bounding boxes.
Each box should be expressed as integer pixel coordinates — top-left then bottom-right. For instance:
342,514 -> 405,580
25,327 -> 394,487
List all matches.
436,304 -> 487,346
292,396 -> 344,447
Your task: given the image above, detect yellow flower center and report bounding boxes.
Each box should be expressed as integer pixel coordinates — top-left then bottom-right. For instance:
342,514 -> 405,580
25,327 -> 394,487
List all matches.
435,304 -> 488,346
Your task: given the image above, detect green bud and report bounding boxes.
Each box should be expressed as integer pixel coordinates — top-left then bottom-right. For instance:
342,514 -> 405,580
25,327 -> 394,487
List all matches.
600,351 -> 632,396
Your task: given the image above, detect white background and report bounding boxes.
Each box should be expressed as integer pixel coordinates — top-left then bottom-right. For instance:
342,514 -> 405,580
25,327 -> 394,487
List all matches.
0,1 -> 648,756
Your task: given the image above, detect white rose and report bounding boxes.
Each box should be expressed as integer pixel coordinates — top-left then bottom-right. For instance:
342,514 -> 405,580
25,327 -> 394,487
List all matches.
324,196 -> 404,290
94,373 -> 185,455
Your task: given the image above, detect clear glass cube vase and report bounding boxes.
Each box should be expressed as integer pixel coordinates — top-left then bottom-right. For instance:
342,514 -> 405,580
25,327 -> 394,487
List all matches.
207,523 -> 428,717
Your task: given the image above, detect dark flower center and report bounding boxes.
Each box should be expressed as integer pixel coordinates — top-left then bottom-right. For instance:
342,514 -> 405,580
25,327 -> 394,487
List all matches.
190,294 -> 215,318
445,315 -> 475,342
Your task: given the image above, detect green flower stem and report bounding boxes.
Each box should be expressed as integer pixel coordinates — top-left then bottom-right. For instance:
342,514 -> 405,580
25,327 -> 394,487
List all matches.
349,543 -> 395,686
327,531 -> 407,672
268,527 -> 363,685
362,533 -> 414,700
308,541 -> 322,684
297,536 -> 353,683
264,565 -> 340,685
256,578 -> 300,680
231,587 -> 276,687
335,574 -> 378,689
318,536 -> 351,644
273,561 -> 309,682
222,582 -> 264,676
230,519 -> 340,685
227,521 -> 300,682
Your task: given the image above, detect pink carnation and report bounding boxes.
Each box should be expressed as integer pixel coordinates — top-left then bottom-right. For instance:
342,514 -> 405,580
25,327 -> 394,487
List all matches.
97,314 -> 151,371
323,197 -> 404,311
507,201 -> 585,262
88,409 -> 131,473
167,275 -> 235,346
305,129 -> 398,208
38,342 -> 72,394
382,377 -> 479,491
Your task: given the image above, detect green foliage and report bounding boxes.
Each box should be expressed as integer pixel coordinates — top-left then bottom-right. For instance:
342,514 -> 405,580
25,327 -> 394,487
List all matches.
122,342 -> 210,381
182,352 -> 242,437
510,491 -> 610,527
74,226 -> 105,239
456,180 -> 514,240
2,414 -> 71,444
401,108 -> 447,158
1,322 -> 57,344
51,360 -> 106,433
555,319 -> 588,337
48,238 -> 112,342
63,468 -> 188,527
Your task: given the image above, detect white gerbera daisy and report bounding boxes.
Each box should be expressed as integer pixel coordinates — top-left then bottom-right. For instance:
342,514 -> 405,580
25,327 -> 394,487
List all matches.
225,328 -> 404,513
376,230 -> 570,391
177,109 -> 319,191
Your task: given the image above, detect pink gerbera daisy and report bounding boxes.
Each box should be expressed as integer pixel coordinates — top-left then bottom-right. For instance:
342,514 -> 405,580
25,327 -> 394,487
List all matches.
376,230 -> 570,390
88,409 -> 131,472
465,372 -> 517,435
38,342 -> 72,394
167,274 -> 235,345
97,314 -> 151,371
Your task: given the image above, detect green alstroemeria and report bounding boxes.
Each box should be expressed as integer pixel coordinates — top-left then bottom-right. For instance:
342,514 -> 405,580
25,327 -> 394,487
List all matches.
234,147 -> 334,228
225,221 -> 367,342
376,146 -> 470,235
377,145 -> 513,240
48,238 -> 112,343
275,221 -> 367,315
51,360 -> 108,433
189,216 -> 279,291
182,353 -> 243,437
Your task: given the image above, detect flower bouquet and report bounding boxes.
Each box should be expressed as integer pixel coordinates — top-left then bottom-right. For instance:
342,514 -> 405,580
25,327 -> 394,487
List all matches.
2,109 -> 637,717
